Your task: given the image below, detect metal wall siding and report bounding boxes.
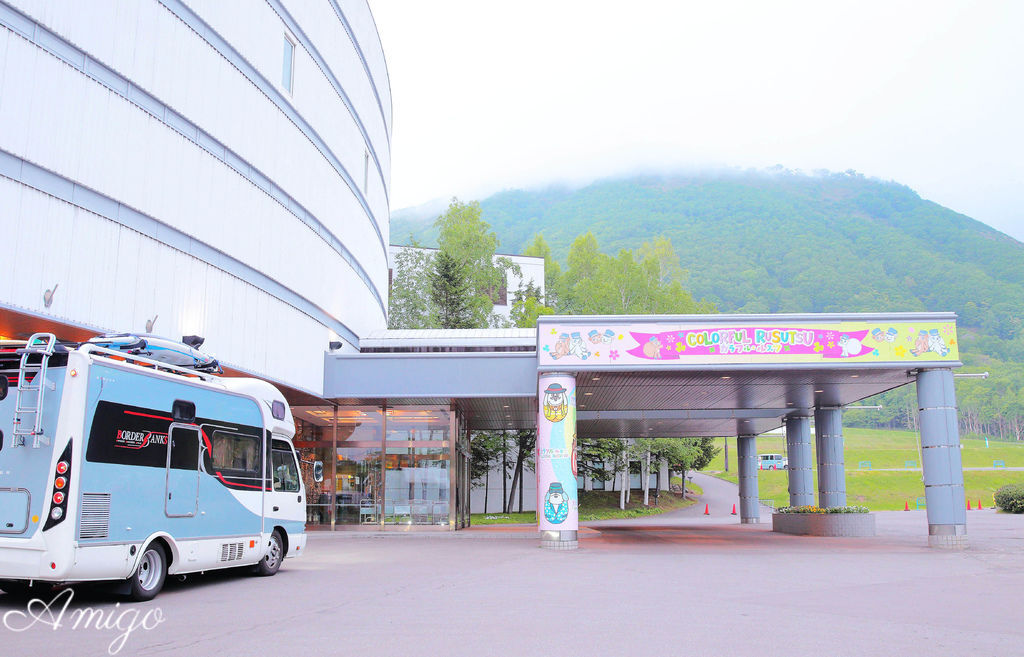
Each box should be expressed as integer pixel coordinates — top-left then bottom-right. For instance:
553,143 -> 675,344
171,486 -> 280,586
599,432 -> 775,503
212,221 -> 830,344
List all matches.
1,0 -> 387,298
1,0 -> 392,392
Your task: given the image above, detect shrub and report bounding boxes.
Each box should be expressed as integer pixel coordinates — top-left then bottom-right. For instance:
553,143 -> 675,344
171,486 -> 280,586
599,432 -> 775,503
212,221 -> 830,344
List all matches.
993,484 -> 1024,513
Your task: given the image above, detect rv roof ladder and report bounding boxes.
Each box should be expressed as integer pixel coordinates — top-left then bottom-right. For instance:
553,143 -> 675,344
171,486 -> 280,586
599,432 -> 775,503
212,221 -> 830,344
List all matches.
13,333 -> 57,448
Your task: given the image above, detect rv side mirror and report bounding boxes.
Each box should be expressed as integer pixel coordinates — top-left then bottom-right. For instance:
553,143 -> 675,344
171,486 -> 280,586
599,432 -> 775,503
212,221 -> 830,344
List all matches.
313,460 -> 324,483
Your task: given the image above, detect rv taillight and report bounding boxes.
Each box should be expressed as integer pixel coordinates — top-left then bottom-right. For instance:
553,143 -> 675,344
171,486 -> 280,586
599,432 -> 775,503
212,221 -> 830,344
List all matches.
43,441 -> 72,531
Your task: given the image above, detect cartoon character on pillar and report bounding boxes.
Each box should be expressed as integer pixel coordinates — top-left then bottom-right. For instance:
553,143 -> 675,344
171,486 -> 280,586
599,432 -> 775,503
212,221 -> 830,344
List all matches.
543,383 -> 569,422
544,482 -> 569,524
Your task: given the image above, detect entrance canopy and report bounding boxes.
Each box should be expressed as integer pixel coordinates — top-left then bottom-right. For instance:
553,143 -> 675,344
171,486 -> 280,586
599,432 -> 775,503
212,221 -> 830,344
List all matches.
325,312 -> 961,437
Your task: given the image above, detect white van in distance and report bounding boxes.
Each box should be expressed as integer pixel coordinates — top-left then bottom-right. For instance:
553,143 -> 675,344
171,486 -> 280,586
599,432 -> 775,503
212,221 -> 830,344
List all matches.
758,453 -> 788,470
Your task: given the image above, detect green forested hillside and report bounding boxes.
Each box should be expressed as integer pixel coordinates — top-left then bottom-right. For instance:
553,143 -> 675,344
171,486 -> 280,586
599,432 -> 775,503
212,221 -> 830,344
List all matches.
392,170 -> 1024,360
391,170 -> 1024,439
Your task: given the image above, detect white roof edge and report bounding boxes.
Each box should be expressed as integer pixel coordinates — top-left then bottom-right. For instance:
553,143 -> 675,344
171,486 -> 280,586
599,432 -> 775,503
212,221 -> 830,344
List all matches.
537,312 -> 959,323
359,328 -> 538,348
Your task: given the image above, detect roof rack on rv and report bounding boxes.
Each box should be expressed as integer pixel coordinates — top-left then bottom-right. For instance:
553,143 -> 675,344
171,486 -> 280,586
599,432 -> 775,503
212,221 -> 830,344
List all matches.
85,334 -> 221,372
79,343 -> 219,381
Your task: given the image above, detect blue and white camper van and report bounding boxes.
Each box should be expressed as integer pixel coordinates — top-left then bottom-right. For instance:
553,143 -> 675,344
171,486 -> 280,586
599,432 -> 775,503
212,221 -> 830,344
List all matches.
0,333 -> 307,600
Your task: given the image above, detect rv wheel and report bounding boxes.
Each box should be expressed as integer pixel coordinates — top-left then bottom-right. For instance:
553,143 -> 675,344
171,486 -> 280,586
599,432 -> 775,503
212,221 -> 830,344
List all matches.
128,543 -> 167,602
254,530 -> 284,577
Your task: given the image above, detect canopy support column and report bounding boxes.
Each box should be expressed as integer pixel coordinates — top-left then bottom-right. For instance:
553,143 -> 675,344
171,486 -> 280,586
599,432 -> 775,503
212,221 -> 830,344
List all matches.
814,407 -> 846,508
917,368 -> 967,549
785,415 -> 814,507
737,434 -> 759,523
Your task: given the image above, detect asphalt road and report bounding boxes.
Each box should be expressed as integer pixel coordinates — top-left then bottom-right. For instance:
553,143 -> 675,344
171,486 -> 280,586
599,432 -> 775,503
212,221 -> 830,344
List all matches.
2,481 -> 1022,657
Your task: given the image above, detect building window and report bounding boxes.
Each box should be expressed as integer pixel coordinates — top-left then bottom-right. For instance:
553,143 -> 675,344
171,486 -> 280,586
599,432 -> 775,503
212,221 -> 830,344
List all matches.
282,34 -> 295,93
490,283 -> 508,306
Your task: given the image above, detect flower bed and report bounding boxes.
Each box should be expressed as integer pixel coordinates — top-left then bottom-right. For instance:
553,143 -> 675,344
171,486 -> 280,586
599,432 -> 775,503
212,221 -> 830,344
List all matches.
772,505 -> 875,537
777,505 -> 869,514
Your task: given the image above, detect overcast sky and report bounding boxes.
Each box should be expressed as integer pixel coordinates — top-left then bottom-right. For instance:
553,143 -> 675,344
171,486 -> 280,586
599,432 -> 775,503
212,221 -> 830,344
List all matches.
369,1 -> 1024,241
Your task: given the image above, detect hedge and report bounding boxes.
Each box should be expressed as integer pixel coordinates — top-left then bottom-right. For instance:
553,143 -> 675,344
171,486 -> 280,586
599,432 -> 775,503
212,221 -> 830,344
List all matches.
993,483 -> 1024,513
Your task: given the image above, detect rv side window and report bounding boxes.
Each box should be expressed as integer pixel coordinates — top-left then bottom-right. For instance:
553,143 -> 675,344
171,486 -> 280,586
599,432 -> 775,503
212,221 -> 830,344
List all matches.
210,431 -> 261,475
169,427 -> 200,470
271,440 -> 299,492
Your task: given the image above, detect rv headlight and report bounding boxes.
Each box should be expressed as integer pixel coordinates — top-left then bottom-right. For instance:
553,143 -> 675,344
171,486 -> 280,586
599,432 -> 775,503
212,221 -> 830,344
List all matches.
50,507 -> 63,521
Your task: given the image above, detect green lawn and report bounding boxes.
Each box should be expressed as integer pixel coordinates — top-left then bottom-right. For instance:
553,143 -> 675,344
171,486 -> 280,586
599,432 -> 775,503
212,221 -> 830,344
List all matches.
471,512 -> 537,525
705,428 -> 1024,510
470,487 -> 699,525
707,428 -> 1024,472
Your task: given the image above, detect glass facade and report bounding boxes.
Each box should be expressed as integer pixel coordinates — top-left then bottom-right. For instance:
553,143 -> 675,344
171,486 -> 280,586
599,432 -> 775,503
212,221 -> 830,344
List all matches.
336,407 -> 383,526
292,403 -> 468,530
384,446 -> 448,525
294,407 -> 334,528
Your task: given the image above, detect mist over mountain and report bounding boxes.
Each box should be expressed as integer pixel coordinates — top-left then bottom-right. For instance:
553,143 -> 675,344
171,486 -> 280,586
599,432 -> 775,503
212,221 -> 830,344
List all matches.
392,169 -> 1024,365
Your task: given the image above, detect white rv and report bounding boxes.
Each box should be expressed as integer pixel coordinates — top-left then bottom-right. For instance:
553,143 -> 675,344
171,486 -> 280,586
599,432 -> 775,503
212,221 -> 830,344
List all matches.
0,333 -> 309,600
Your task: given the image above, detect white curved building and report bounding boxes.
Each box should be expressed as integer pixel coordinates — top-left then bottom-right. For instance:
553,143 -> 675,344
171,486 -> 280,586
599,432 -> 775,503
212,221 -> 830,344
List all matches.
0,0 -> 391,397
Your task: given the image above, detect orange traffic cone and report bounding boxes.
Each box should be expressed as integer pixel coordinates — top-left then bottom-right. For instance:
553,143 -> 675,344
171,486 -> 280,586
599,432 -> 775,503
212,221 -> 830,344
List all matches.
731,504 -> 737,515
904,501 -> 909,511
703,504 -> 710,515
978,499 -> 983,510
966,499 -> 972,511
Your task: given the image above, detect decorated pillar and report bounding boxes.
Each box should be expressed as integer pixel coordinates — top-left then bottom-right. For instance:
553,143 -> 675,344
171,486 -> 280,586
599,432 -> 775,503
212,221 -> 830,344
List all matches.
737,434 -> 759,523
537,372 -> 578,550
785,415 -> 814,507
916,368 -> 967,549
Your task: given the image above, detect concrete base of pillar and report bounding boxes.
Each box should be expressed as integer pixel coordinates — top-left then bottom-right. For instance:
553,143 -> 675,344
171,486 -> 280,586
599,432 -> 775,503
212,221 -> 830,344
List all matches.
772,512 -> 875,537
740,518 -> 759,524
540,530 -> 579,550
928,524 -> 968,549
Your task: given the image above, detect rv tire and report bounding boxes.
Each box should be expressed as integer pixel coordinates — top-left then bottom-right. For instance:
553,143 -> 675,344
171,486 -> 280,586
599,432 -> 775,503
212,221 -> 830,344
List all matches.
128,542 -> 167,601
254,530 -> 284,577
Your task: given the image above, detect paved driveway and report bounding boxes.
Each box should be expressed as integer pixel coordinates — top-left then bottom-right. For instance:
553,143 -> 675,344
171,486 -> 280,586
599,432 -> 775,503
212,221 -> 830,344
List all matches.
2,484 -> 1022,657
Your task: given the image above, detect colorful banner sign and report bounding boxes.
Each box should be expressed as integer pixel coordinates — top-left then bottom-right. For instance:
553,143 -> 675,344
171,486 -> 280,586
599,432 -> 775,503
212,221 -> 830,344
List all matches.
536,374 -> 578,532
538,321 -> 958,366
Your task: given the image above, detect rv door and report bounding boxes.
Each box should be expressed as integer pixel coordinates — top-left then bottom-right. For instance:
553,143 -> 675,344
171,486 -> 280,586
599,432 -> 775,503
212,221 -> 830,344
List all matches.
165,424 -> 200,517
266,437 -> 303,523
